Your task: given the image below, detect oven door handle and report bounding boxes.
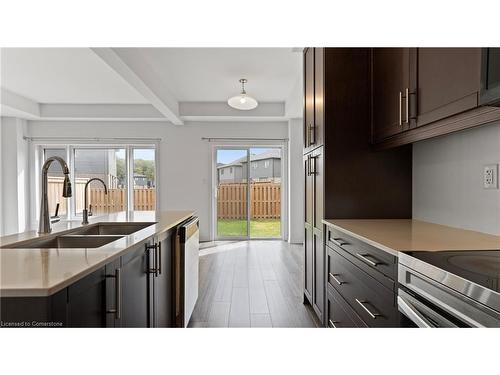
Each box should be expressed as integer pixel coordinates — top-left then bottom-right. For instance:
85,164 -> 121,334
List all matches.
397,296 -> 433,328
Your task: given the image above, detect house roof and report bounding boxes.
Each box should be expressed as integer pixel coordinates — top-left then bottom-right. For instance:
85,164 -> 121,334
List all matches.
217,149 -> 281,169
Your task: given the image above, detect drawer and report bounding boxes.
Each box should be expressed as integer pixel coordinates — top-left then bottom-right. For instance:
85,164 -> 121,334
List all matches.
327,284 -> 366,328
328,246 -> 399,327
326,225 -> 397,281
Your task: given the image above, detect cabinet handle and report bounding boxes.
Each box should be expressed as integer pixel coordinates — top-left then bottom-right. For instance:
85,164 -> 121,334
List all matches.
355,253 -> 381,267
307,155 -> 311,176
329,272 -> 344,285
146,243 -> 159,275
158,242 -> 162,275
310,155 -> 317,175
399,91 -> 403,126
355,298 -> 380,319
106,268 -> 121,320
332,237 -> 349,246
328,319 -> 338,328
405,87 -> 409,124
309,123 -> 315,145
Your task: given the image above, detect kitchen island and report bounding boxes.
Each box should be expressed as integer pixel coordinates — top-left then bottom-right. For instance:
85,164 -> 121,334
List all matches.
0,210 -> 196,328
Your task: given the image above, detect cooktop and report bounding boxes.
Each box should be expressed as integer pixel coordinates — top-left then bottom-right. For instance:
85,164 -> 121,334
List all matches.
404,250 -> 500,293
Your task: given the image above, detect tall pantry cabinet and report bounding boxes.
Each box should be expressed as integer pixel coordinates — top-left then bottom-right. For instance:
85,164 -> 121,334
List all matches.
302,48 -> 413,326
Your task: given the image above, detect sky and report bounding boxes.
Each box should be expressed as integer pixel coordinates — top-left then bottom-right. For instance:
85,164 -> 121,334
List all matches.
115,149 -> 155,161
217,148 -> 280,164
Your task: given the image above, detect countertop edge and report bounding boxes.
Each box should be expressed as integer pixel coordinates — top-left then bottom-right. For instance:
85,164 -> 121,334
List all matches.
1,211 -> 195,298
322,219 -> 399,257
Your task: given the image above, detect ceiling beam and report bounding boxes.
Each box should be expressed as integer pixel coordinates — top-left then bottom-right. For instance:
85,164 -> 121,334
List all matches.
90,48 -> 184,125
179,101 -> 285,121
1,88 -> 40,119
39,103 -> 165,121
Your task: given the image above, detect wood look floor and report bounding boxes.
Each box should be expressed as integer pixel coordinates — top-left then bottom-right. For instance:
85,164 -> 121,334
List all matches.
188,240 -> 319,328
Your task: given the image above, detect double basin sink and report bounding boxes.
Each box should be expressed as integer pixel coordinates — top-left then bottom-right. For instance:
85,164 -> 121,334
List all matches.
1,222 -> 156,249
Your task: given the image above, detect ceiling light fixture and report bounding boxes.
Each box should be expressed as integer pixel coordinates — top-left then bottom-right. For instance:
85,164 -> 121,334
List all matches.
227,78 -> 258,110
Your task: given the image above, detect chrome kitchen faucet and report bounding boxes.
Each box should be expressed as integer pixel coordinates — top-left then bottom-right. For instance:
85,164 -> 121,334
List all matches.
38,156 -> 72,234
82,178 -> 108,225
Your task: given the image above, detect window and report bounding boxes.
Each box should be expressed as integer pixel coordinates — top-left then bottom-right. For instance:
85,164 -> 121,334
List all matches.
230,167 -> 233,173
36,143 -> 157,221
74,148 -> 126,215
252,161 -> 258,169
264,160 -> 270,168
221,169 -> 224,175
133,149 -> 156,211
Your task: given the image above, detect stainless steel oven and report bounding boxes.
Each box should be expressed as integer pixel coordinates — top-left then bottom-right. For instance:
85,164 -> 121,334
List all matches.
398,251 -> 500,328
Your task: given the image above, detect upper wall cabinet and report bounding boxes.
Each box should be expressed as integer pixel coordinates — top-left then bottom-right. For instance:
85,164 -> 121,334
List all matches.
372,48 -> 415,143
304,48 -> 324,153
416,48 -> 481,127
372,48 -> 500,149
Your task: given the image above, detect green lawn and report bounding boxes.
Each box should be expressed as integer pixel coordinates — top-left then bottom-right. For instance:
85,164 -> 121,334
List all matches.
217,219 -> 281,238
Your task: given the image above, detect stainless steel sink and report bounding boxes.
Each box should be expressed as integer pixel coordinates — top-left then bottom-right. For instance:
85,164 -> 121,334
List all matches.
1,235 -> 124,249
72,222 -> 155,236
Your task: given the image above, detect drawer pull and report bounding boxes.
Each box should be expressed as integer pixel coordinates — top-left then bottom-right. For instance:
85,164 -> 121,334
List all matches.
355,298 -> 381,319
329,272 -> 344,285
355,253 -> 381,267
332,237 -> 349,246
328,319 -> 338,328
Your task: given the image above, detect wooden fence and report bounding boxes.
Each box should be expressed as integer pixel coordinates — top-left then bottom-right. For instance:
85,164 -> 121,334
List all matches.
48,177 -> 156,214
217,182 -> 281,220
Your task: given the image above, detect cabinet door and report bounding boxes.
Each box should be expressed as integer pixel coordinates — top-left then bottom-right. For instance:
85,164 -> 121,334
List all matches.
303,223 -> 314,304
67,266 -> 106,327
154,230 -> 174,328
372,48 -> 412,142
312,147 -> 323,231
312,230 -> 324,322
416,48 -> 481,127
304,47 -> 315,150
120,241 -> 152,327
313,47 -> 324,148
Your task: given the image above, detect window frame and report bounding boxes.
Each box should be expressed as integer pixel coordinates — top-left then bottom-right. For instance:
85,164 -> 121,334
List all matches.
31,140 -> 159,225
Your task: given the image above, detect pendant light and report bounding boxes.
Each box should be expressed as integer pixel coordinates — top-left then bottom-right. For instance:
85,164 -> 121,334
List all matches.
227,78 -> 258,110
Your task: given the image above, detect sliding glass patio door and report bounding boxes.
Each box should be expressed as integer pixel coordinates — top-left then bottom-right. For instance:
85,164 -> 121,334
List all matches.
215,146 -> 282,240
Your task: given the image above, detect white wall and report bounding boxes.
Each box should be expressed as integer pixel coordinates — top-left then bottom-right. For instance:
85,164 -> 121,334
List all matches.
288,118 -> 304,243
0,117 -> 29,235
413,122 -> 500,235
26,120 -> 290,241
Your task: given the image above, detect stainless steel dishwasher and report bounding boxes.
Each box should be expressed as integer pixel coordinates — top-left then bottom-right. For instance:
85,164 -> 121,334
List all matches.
174,216 -> 200,327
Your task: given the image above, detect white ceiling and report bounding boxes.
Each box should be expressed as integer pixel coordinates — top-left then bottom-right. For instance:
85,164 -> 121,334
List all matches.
114,48 -> 302,102
0,48 -> 302,122
1,48 -> 148,103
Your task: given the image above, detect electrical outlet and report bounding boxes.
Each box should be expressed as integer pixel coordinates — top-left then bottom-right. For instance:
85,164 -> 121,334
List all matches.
484,164 -> 498,189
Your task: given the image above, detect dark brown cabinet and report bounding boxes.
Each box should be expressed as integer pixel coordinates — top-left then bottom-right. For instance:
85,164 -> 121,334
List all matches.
416,48 -> 481,127
372,48 -> 414,142
372,48 -> 500,148
303,47 -> 324,152
303,147 -> 324,321
302,48 -> 412,327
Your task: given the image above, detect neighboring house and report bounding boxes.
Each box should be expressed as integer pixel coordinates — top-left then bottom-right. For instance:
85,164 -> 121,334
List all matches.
134,174 -> 148,187
46,149 -> 120,188
217,149 -> 281,183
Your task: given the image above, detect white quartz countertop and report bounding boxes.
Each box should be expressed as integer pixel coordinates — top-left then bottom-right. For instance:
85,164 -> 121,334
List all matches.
0,211 -> 195,297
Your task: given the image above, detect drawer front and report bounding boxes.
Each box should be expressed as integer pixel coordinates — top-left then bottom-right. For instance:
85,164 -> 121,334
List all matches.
328,246 -> 399,327
326,225 -> 397,281
327,285 -> 366,328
